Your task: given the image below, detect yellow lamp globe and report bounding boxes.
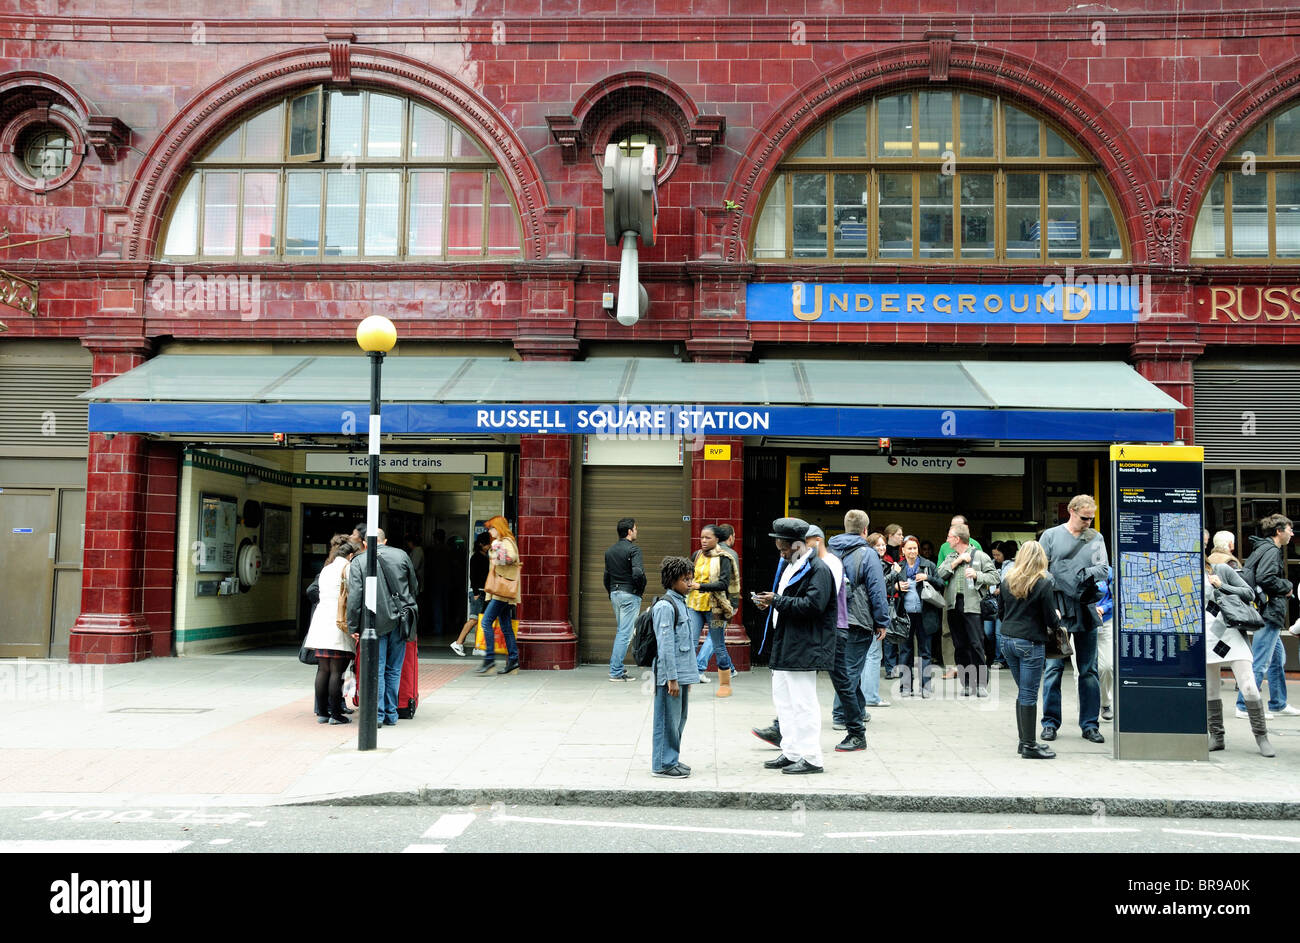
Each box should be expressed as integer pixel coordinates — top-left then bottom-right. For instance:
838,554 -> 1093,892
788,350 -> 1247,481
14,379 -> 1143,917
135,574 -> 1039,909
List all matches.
356,315 -> 397,353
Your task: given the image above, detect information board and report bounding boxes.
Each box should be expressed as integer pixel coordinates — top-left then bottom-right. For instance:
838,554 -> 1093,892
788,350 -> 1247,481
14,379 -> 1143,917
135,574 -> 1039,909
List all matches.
1110,445 -> 1206,761
260,504 -> 291,575
198,493 -> 238,573
800,464 -> 864,509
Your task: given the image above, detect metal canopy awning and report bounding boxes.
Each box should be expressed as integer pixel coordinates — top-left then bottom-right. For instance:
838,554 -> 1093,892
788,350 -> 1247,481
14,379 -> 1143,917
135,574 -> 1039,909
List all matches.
83,356 -> 1182,442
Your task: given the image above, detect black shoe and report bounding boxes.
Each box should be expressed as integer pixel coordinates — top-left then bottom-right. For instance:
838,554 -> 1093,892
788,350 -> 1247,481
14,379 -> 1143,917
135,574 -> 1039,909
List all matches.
1082,727 -> 1105,744
676,763 -> 691,774
382,719 -> 397,727
863,711 -> 871,724
317,715 -> 329,724
1022,742 -> 1057,759
835,734 -> 867,752
763,755 -> 796,769
752,725 -> 782,748
328,714 -> 351,725
341,705 -> 355,715
653,765 -> 690,778
474,663 -> 496,675
498,662 -> 520,676
781,759 -> 824,775
1041,726 -> 1057,741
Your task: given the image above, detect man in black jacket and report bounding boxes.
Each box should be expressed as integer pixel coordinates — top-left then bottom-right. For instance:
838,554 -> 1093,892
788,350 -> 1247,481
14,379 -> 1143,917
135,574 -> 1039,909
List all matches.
1238,514 -> 1295,744
754,517 -> 837,774
603,517 -> 646,682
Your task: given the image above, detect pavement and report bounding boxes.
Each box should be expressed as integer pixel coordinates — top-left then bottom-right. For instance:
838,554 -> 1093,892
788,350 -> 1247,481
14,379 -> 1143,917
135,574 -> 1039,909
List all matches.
3,650 -> 1299,819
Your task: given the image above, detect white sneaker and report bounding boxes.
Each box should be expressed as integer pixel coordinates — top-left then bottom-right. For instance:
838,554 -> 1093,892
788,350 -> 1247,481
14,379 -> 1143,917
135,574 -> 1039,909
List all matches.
697,672 -> 711,683
1236,707 -> 1275,719
1276,704 -> 1300,716
1288,618 -> 1300,637
449,641 -> 465,657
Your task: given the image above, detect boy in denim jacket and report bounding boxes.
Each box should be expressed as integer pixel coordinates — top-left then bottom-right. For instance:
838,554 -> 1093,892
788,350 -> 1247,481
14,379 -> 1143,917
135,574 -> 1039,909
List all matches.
652,556 -> 700,778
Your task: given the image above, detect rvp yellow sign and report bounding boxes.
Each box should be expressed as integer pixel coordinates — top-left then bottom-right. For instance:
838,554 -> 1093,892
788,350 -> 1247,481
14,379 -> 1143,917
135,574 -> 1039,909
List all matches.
704,444 -> 731,461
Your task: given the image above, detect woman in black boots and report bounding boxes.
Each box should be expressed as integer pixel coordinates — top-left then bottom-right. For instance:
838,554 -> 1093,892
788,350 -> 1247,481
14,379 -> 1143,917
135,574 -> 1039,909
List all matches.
997,540 -> 1060,759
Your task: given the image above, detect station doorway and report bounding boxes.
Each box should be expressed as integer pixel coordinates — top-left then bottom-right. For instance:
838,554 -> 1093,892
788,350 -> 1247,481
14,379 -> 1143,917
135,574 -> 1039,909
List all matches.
740,445 -> 1112,652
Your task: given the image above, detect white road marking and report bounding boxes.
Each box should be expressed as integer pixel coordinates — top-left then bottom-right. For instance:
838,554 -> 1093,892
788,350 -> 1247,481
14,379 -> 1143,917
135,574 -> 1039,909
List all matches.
1163,828 -> 1300,844
0,840 -> 192,853
422,813 -> 477,840
494,815 -> 803,838
825,827 -> 1139,839
402,844 -> 447,853
209,838 -> 234,845
246,821 -> 267,827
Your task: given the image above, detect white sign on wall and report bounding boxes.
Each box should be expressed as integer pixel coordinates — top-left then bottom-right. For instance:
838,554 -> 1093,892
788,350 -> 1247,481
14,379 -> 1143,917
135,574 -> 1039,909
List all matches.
305,453 -> 487,474
830,454 -> 1025,476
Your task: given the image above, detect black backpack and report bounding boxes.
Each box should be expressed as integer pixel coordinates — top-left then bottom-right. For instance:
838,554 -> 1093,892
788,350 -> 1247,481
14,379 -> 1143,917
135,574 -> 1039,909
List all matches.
632,597 -> 682,668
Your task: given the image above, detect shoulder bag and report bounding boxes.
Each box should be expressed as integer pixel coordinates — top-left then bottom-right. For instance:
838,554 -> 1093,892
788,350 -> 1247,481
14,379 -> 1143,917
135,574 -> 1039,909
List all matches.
1213,585 -> 1265,630
375,550 -> 419,641
919,577 -> 946,609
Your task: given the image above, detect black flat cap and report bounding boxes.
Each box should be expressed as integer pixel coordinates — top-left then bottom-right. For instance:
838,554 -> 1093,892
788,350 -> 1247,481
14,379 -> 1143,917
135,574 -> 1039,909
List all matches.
769,517 -> 810,541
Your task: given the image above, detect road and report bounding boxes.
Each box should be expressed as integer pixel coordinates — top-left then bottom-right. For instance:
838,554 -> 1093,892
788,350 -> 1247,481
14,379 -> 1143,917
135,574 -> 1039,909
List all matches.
1,804 -> 1298,853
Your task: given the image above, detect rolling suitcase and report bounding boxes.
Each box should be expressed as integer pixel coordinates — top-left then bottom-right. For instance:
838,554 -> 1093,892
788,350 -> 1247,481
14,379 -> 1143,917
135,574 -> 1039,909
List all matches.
351,636 -> 420,720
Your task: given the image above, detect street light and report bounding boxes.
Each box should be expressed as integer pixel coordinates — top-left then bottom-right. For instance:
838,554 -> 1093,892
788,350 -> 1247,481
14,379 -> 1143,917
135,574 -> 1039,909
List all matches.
356,314 -> 397,751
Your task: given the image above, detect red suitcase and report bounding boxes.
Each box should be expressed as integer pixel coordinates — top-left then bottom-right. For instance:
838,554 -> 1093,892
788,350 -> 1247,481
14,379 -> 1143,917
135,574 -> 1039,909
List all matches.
351,638 -> 420,719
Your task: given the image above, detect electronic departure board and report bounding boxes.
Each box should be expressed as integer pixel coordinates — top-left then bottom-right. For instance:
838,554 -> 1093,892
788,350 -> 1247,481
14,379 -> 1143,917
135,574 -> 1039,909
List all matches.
800,464 -> 864,508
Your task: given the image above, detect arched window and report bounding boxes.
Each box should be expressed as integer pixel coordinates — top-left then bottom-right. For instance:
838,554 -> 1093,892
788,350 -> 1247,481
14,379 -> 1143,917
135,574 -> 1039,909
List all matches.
1191,102 -> 1300,261
751,88 -> 1125,263
160,88 -> 523,260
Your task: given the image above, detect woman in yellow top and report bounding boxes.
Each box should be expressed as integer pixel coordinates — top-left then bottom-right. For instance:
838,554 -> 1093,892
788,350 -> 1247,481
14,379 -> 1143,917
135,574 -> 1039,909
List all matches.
687,525 -> 736,697
476,515 -> 522,676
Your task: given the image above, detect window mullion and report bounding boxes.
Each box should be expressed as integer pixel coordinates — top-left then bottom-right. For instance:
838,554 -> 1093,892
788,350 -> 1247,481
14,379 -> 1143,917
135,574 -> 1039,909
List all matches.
911,171 -> 919,262
869,169 -> 878,261
1081,173 -> 1091,259
482,170 -> 491,255
1268,170 -> 1276,261
1225,172 -> 1234,258
276,168 -> 288,261
195,172 -> 207,257
953,171 -> 962,259
1039,171 -> 1048,263
234,170 -> 245,257
785,175 -> 793,261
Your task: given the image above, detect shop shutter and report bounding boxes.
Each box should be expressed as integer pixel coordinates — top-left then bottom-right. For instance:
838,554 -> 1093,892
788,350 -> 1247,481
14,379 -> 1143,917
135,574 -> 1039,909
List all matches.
577,466 -> 689,665
0,360 -> 91,451
1194,367 -> 1300,465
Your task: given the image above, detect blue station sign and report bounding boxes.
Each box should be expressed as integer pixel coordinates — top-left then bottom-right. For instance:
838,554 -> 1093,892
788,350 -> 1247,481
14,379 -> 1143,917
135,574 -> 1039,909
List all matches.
90,401 -> 1174,442
746,281 -> 1142,324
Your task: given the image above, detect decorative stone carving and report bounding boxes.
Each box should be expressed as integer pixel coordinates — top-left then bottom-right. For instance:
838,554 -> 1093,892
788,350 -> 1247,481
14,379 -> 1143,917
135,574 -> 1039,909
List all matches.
325,31 -> 354,85
926,31 -> 957,82
85,115 -> 130,162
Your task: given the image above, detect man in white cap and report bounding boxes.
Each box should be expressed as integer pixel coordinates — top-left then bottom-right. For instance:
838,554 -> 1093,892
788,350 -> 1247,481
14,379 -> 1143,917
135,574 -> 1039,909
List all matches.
754,517 -> 837,774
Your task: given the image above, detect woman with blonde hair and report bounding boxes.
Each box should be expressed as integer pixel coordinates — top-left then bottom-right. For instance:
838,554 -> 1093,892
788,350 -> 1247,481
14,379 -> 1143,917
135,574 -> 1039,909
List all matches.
997,540 -> 1061,759
476,515 -> 522,676
1205,530 -> 1273,756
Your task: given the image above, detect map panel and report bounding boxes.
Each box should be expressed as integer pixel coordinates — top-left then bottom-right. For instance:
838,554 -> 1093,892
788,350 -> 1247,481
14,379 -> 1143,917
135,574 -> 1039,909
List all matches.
1120,551 -> 1201,634
1157,513 -> 1201,552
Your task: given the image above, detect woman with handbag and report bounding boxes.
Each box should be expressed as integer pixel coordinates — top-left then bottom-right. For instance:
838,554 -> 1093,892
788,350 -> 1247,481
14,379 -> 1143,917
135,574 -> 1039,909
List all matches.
476,516 -> 522,676
1206,532 -> 1273,756
895,536 -> 944,697
998,540 -> 1061,759
303,534 -> 360,724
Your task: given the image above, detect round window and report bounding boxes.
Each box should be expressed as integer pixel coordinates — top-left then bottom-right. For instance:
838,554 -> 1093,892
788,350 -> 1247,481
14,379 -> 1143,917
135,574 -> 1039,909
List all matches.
21,127 -> 74,180
614,128 -> 666,170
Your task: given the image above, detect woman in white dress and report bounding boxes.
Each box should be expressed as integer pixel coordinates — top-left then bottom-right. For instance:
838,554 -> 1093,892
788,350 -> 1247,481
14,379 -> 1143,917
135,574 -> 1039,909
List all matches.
1205,531 -> 1273,756
304,535 -> 360,724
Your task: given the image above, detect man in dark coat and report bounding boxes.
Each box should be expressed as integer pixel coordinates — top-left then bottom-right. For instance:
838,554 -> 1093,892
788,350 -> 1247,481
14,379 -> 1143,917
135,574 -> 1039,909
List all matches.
753,517 -> 837,774
1238,514 -> 1295,730
346,528 -> 420,727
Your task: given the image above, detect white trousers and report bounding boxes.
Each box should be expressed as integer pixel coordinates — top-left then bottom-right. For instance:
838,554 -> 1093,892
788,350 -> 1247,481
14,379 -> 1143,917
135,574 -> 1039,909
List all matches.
772,669 -> 823,767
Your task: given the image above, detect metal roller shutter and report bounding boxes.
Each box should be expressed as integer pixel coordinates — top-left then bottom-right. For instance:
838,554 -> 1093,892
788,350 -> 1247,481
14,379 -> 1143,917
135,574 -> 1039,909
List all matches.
578,466 -> 689,665
0,360 -> 91,452
1194,366 -> 1300,465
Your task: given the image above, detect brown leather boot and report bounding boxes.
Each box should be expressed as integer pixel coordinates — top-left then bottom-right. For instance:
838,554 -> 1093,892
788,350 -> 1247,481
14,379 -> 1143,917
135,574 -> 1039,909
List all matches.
715,668 -> 732,698
1246,701 -> 1276,757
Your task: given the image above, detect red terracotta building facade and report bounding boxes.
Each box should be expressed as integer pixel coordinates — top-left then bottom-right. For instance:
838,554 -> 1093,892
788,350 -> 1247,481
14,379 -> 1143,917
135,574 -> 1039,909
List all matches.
3,2 -> 1300,667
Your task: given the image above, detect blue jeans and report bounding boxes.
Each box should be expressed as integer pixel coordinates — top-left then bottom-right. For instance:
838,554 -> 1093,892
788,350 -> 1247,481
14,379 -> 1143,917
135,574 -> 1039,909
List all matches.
1237,623 -> 1283,712
829,629 -> 871,735
609,591 -> 640,678
1000,636 -> 1045,706
1268,636 -> 1289,710
376,625 -> 406,724
480,598 -> 518,666
985,618 -> 1003,664
882,639 -> 899,672
1042,628 -> 1100,731
898,611 -> 932,694
689,607 -> 732,671
861,633 -> 883,704
652,682 -> 690,771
